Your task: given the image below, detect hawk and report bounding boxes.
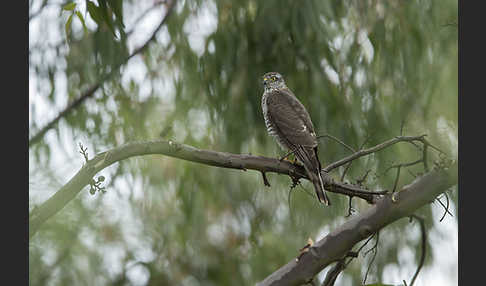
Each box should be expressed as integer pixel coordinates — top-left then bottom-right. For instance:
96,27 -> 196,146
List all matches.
261,72 -> 330,205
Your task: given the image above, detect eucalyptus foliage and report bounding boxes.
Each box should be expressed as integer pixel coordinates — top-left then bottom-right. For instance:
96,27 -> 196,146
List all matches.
29,0 -> 457,285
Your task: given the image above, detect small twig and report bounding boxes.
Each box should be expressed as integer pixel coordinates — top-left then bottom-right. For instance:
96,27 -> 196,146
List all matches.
288,187 -> 295,224
423,138 -> 446,155
364,233 -> 379,256
321,259 -> 346,286
363,232 -> 379,284
340,137 -> 370,183
382,159 -> 424,193
343,233 -> 376,268
384,159 -> 424,174
423,144 -> 429,172
392,166 -> 401,193
441,193 -> 451,222
78,143 -> 106,195
340,161 -> 353,182
322,231 -> 375,286
317,134 -> 356,153
408,215 -> 426,286
78,143 -> 89,163
299,184 -> 317,200
359,134 -> 372,150
323,135 -> 427,173
407,169 -> 417,178
437,194 -> 453,221
261,171 -> 271,187
345,196 -> 354,217
322,234 -> 375,286
316,231 -> 377,286
356,169 -> 371,186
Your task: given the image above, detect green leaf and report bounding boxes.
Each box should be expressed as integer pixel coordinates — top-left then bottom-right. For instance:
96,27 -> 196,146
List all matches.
65,13 -> 74,38
62,2 -> 77,11
98,0 -> 117,38
75,11 -> 88,34
86,0 -> 103,26
108,0 -> 125,28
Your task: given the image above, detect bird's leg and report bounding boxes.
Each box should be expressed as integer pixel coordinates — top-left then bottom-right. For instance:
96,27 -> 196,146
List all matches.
292,156 -> 298,164
280,149 -> 301,168
279,149 -> 296,162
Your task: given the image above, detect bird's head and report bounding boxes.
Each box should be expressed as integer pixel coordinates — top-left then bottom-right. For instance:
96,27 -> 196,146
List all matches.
262,72 -> 286,91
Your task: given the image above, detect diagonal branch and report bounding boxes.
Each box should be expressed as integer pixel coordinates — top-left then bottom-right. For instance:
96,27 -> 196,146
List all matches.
256,162 -> 457,286
28,0 -> 177,148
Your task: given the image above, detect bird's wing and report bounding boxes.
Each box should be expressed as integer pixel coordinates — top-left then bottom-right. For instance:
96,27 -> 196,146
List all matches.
265,88 -> 318,148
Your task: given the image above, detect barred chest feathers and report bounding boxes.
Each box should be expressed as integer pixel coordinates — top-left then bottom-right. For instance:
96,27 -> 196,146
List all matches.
262,92 -> 289,150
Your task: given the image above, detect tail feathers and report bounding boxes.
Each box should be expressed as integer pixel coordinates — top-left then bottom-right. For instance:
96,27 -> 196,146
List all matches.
316,170 -> 331,206
295,147 -> 331,206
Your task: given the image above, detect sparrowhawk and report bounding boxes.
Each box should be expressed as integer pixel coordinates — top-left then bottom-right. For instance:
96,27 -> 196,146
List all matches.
261,72 -> 330,205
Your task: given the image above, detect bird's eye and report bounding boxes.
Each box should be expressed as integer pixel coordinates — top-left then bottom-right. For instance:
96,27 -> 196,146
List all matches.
271,76 -> 277,81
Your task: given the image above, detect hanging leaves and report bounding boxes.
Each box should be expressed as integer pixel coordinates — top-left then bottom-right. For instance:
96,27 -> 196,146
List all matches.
65,13 -> 74,38
62,2 -> 77,11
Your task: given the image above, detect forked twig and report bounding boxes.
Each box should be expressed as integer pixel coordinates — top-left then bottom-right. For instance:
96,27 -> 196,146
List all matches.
437,194 -> 453,221
323,135 -> 428,173
322,232 -> 376,286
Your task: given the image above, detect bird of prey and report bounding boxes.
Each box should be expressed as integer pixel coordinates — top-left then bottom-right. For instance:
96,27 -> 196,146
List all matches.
261,72 -> 330,205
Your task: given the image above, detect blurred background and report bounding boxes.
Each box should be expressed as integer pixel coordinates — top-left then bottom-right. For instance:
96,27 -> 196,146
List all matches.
29,0 -> 457,285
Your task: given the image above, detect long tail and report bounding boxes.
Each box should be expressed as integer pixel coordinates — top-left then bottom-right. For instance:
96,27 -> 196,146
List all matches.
316,168 -> 330,205
295,146 -> 331,206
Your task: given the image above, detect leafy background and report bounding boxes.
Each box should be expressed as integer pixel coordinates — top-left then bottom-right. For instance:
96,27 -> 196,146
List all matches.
29,0 -> 457,285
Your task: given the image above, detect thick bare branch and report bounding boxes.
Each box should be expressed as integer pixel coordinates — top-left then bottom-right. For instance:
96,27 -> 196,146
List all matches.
256,163 -> 457,286
29,139 -> 380,238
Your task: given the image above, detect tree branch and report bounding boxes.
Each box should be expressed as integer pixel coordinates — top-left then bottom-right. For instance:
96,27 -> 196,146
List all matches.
28,0 -> 177,147
323,135 -> 428,173
29,139 -> 382,238
256,162 -> 457,286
